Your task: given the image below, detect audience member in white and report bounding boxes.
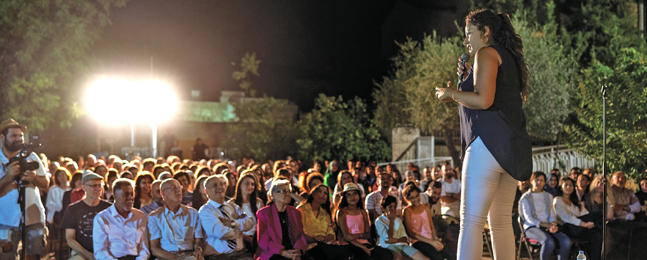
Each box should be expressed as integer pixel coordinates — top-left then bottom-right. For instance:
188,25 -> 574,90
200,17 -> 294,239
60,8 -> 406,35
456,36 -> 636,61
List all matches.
438,163 -> 460,219
148,179 -> 204,260
93,178 -> 149,260
609,171 -> 641,220
365,171 -> 401,221
199,175 -> 254,259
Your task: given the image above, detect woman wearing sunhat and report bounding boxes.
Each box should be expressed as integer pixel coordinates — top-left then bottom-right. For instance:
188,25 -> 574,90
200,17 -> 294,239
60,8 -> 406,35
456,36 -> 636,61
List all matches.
334,183 -> 392,260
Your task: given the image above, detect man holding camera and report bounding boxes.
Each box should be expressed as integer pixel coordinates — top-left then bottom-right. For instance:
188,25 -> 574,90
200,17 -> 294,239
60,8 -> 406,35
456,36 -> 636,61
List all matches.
0,119 -> 49,260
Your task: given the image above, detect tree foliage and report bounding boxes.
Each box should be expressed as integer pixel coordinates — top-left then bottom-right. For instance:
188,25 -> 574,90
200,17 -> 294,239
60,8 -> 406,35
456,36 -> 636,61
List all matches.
232,52 -> 261,97
566,49 -> 647,179
373,14 -> 576,164
557,0 -> 647,179
514,10 -> 576,140
297,94 -> 391,163
373,32 -> 465,164
222,96 -> 299,162
0,0 -> 127,132
223,94 -> 390,163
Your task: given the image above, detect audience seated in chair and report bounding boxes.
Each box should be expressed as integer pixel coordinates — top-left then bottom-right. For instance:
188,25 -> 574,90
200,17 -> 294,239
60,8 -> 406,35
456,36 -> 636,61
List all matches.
609,171 -> 641,221
519,172 -> 570,260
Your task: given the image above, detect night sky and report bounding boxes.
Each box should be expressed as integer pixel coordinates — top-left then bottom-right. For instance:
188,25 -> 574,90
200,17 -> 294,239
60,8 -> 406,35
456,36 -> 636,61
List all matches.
91,0 -> 467,111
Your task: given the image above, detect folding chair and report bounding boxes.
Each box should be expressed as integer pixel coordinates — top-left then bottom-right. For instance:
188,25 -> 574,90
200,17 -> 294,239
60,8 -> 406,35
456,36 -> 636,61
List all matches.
516,216 -> 542,260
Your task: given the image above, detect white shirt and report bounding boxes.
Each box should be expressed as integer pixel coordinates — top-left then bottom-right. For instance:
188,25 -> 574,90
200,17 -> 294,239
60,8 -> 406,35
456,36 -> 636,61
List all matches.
439,178 -> 461,218
553,197 -> 589,226
0,152 -> 47,226
532,193 -> 549,223
231,200 -> 263,236
148,205 -> 204,252
93,205 -> 149,260
439,178 -> 460,197
199,199 -> 254,254
46,185 -> 69,223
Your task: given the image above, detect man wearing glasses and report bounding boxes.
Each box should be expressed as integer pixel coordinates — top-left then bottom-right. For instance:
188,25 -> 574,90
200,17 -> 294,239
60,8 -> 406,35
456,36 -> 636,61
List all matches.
199,175 -> 254,260
61,172 -> 111,260
148,179 -> 204,260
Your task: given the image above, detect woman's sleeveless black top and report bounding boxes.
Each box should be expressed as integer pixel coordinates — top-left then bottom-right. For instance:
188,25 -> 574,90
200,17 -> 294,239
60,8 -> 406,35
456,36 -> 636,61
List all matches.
458,45 -> 532,181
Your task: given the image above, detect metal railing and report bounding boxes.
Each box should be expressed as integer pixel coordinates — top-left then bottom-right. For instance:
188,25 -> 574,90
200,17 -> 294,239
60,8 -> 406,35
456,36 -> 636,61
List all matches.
531,145 -> 596,174
383,136 -> 596,174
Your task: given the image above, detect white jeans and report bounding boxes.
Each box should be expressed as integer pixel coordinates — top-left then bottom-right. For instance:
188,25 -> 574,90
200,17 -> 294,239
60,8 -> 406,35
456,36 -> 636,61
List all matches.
457,137 -> 517,260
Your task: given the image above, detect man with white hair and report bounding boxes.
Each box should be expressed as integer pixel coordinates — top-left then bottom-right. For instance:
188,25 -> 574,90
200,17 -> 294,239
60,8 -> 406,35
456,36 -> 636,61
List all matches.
149,179 -> 204,260
93,178 -> 149,259
610,171 -> 641,220
199,175 -> 254,259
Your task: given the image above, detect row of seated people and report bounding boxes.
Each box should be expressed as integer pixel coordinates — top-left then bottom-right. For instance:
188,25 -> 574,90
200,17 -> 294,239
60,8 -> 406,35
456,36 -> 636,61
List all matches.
517,170 -> 645,260
60,169 -> 458,260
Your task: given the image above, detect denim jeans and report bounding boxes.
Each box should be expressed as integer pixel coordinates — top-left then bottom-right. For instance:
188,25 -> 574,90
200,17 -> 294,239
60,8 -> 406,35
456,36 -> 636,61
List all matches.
457,137 -> 518,260
524,227 -> 571,260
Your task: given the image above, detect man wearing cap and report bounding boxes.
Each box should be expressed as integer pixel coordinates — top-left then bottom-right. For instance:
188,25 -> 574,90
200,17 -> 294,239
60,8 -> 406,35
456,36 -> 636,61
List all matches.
365,171 -> 401,221
61,172 -> 112,260
93,178 -> 149,260
0,119 -> 49,260
148,179 -> 204,260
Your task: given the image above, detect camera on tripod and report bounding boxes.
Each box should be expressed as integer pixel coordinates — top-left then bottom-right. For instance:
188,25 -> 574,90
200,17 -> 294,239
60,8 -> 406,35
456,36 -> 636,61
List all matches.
9,134 -> 41,185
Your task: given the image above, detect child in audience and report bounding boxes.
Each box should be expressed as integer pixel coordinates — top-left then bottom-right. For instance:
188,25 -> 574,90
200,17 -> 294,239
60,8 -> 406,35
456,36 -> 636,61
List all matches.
375,195 -> 428,260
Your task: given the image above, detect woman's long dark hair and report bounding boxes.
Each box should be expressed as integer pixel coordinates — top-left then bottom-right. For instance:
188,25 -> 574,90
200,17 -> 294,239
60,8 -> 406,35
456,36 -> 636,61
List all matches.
302,183 -> 332,219
466,9 -> 529,101
233,171 -> 260,215
191,175 -> 209,210
556,176 -> 582,205
134,173 -> 155,209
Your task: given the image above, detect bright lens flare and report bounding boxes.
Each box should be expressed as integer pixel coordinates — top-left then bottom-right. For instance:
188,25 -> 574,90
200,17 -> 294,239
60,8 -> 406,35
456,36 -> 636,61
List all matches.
85,78 -> 178,124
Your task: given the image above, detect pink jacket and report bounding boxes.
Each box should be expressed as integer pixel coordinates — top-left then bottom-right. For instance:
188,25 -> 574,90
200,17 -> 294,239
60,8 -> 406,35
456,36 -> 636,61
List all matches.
255,204 -> 308,260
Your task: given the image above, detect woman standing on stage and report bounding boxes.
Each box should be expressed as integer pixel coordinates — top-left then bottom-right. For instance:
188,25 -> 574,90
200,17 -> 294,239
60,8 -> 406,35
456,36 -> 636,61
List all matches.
435,9 -> 532,259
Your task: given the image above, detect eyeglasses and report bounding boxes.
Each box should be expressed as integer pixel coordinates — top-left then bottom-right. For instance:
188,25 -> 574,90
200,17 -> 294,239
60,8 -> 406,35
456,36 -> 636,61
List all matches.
274,189 -> 291,194
84,183 -> 104,189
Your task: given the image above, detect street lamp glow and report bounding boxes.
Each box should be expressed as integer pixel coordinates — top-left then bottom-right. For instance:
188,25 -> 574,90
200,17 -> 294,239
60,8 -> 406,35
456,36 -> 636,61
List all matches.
85,77 -> 178,124
86,77 -> 178,158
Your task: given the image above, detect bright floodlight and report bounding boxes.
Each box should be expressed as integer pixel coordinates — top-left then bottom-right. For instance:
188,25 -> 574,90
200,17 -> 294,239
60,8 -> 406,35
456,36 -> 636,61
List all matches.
86,77 -> 178,124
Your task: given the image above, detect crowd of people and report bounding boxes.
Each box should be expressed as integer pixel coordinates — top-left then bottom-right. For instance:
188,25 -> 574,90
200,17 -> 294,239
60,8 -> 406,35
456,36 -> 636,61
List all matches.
2,119 -> 647,260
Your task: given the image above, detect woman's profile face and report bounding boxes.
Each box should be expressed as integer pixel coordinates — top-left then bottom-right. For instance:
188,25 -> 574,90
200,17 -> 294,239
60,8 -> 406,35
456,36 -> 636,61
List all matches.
56,171 -> 69,185
531,175 -> 545,191
241,177 -> 256,196
594,179 -> 604,193
406,190 -> 421,207
313,186 -> 329,205
140,178 -> 152,194
548,176 -> 558,188
341,173 -> 353,186
464,21 -> 488,56
560,180 -> 574,196
344,190 -> 360,206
